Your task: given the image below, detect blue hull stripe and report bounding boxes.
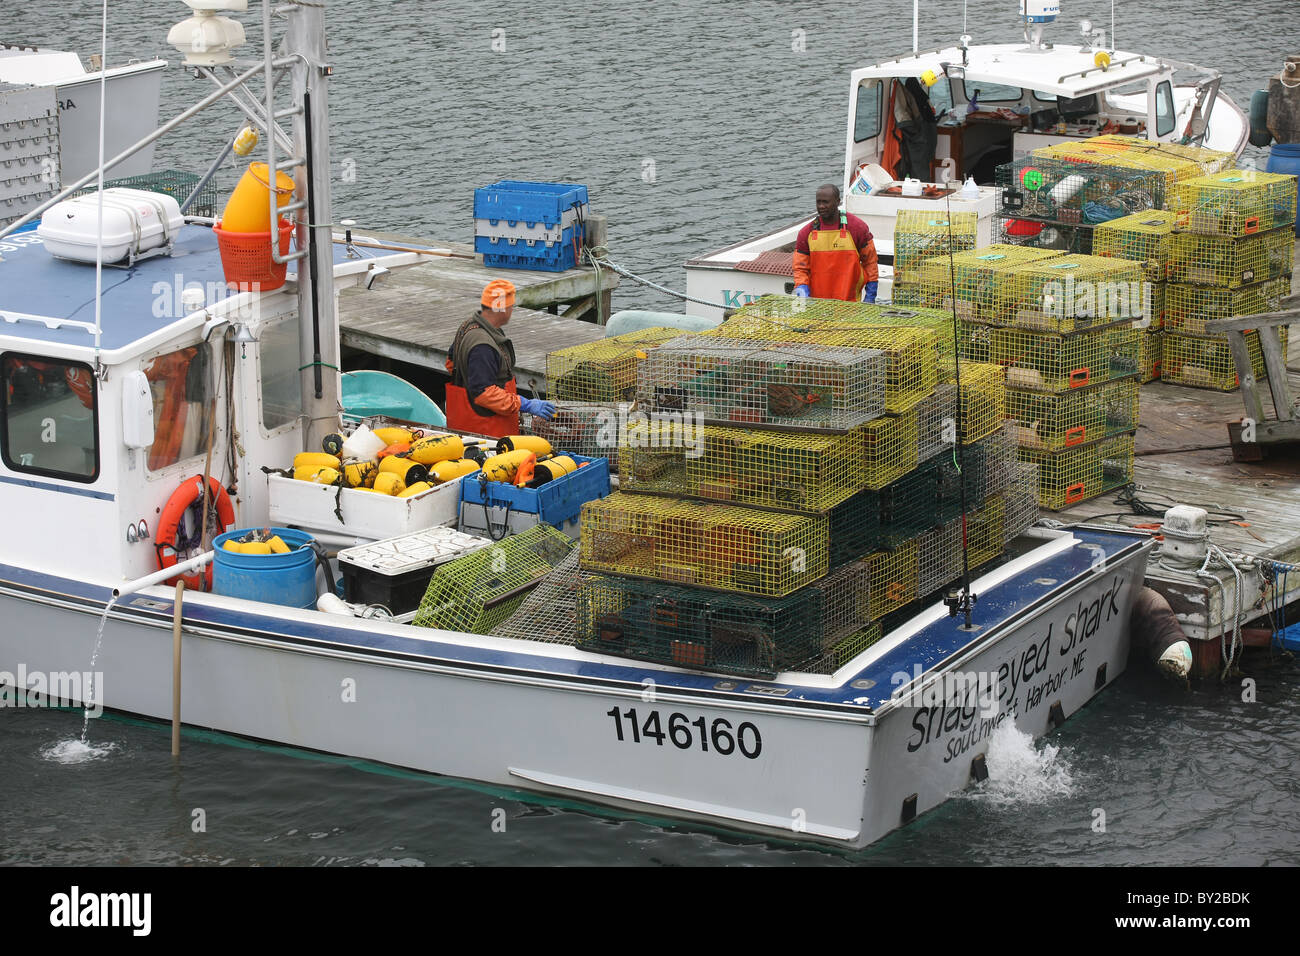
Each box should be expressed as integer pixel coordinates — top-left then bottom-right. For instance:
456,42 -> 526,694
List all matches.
0,473 -> 115,500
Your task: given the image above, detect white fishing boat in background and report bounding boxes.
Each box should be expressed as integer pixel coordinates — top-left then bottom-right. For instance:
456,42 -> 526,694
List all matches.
0,43 -> 165,227
0,0 -> 1159,851
684,0 -> 1248,320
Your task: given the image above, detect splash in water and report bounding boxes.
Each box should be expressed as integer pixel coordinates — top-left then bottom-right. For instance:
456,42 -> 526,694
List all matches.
41,737 -> 119,764
80,597 -> 115,742
963,721 -> 1075,808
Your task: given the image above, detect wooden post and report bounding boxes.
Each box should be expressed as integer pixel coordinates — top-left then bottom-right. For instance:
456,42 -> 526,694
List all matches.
172,580 -> 184,758
585,214 -> 613,325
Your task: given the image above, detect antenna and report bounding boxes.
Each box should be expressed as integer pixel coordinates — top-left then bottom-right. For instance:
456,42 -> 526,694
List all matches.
1111,0 -> 1116,51
941,188 -> 977,630
913,0 -> 919,53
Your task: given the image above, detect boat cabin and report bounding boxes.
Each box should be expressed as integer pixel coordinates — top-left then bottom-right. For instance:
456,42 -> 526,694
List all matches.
843,41 -> 1244,192
0,223 -> 404,586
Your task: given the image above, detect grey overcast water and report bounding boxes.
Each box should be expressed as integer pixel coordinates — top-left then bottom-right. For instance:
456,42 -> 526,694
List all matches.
2,0 -> 1299,866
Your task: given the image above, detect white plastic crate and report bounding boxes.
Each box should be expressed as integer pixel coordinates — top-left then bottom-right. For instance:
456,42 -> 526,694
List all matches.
267,473 -> 467,542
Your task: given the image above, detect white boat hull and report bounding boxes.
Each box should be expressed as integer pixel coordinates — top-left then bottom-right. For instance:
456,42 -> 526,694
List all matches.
0,529 -> 1150,849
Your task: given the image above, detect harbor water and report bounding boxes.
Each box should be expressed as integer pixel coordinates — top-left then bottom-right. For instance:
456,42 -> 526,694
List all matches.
3,0 -> 1300,865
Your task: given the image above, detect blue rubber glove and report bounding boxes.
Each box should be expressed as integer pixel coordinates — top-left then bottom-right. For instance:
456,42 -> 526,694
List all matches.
794,285 -> 810,298
862,281 -> 878,303
520,397 -> 556,420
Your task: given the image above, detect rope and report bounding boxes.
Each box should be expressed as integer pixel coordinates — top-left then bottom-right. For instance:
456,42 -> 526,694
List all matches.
585,248 -> 730,311
1193,542 -> 1245,679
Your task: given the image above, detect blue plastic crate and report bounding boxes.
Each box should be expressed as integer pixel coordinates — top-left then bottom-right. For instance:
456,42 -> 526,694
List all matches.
478,222 -> 584,272
460,453 -> 610,530
474,180 -> 589,229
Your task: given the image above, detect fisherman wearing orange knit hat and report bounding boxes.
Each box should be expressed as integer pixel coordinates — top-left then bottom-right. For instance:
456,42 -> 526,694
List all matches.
445,279 -> 555,437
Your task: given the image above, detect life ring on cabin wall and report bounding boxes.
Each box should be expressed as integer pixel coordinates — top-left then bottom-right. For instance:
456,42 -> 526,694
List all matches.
155,475 -> 234,591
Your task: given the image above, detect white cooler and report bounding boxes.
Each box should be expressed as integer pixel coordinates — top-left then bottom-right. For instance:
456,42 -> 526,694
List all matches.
37,187 -> 184,264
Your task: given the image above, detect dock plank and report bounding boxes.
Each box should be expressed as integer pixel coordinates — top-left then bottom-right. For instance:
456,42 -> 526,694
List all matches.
337,230 -> 615,392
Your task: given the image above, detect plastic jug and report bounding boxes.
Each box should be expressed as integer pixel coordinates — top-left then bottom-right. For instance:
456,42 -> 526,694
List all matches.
901,178 -> 923,197
959,177 -> 980,200
340,423 -> 387,460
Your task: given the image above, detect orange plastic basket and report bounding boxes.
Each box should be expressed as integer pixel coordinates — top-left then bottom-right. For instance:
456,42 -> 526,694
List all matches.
213,219 -> 296,291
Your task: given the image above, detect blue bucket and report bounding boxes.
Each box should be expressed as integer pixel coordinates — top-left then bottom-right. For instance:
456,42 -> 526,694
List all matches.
212,527 -> 318,609
1265,143 -> 1300,237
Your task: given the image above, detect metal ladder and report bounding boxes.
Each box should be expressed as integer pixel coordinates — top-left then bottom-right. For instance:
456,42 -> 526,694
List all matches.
259,0 -> 308,267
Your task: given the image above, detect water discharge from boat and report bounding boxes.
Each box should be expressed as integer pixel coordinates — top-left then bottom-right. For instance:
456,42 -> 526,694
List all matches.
40,736 -> 119,765
963,722 -> 1075,808
78,597 -> 115,744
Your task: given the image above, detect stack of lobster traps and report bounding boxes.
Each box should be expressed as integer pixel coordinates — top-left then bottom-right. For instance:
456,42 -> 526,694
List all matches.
561,296 -> 1037,679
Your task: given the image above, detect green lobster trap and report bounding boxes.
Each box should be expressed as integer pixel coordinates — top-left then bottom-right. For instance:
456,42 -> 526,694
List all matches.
1092,210 -> 1178,283
618,420 -> 865,513
579,492 -> 829,597
1005,377 -> 1139,451
1017,431 -> 1136,510
1165,278 -> 1291,335
1170,170 -> 1298,238
1168,228 -> 1294,289
575,560 -> 871,679
412,523 -> 577,634
489,550 -> 591,645
828,486 -> 884,566
1162,328 -> 1290,392
892,209 -> 979,284
546,327 -> 684,402
635,334 -> 887,430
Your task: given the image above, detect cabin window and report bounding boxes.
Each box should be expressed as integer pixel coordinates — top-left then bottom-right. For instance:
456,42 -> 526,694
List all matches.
143,344 -> 212,472
0,353 -> 99,483
854,80 -> 882,142
963,81 -> 1023,105
260,318 -> 304,431
1155,80 -> 1175,137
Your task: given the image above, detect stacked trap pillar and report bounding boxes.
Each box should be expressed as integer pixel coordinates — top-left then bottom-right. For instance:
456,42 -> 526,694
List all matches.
1162,170 -> 1296,391
571,295 -> 1038,678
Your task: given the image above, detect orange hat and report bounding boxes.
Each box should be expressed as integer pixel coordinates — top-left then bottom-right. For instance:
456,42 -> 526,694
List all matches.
481,279 -> 517,311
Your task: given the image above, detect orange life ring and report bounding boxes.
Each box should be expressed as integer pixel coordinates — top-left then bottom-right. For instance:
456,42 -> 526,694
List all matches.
155,475 -> 235,591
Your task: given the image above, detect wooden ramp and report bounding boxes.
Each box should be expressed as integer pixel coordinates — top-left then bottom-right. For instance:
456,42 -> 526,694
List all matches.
337,230 -> 617,394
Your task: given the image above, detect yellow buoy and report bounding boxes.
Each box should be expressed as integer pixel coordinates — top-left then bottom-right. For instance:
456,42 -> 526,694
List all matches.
429,458 -> 481,483
496,435 -> 552,456
409,434 -> 464,466
294,451 -> 340,470
397,481 -> 433,498
1094,50 -> 1111,70
221,162 -> 296,233
373,472 -> 406,496
480,448 -> 534,483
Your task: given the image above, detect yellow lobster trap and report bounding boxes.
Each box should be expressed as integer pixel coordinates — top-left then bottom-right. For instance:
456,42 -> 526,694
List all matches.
1168,228 -> 1295,289
1005,377 -> 1139,452
892,209 -> 979,284
618,420 -> 865,513
1165,278 -> 1291,335
914,244 -> 1062,322
1170,170 -> 1298,238
1162,328 -> 1290,392
1092,209 -> 1178,282
1138,328 -> 1164,382
635,334 -> 887,430
985,321 -> 1141,392
546,326 -> 684,402
995,255 -> 1146,332
1017,431 -> 1136,510
579,492 -> 829,598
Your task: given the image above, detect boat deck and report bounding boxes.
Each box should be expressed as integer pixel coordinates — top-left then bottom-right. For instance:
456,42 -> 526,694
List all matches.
336,230 -> 617,395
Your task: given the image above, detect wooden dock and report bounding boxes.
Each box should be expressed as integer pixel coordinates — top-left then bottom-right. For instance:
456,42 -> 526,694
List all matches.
337,228 -> 618,396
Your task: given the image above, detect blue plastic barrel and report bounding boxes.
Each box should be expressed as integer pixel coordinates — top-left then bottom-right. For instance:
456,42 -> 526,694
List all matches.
1265,143 -> 1300,237
212,527 -> 318,608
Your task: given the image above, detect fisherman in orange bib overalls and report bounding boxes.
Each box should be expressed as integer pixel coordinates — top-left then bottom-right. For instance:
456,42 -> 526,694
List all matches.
792,183 -> 879,302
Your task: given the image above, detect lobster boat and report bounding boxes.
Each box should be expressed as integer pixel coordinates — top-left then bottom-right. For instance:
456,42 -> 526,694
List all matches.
0,0 -> 1153,851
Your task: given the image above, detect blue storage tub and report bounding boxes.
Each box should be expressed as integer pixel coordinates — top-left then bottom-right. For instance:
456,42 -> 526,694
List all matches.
474,180 -> 589,228
459,454 -> 610,529
212,527 -> 318,609
478,226 -> 584,272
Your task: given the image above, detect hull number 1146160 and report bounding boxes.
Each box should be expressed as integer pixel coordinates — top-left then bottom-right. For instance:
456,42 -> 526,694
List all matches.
606,707 -> 762,759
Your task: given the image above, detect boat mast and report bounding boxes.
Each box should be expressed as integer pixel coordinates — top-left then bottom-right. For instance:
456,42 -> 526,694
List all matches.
278,0 -> 339,450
